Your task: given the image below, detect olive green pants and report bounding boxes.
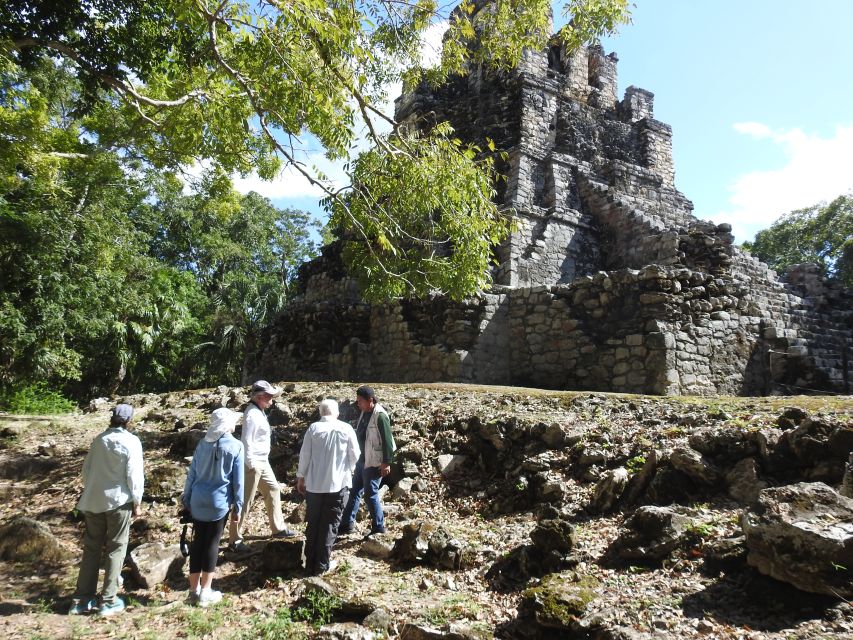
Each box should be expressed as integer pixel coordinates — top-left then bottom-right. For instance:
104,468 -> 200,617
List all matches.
74,502 -> 132,605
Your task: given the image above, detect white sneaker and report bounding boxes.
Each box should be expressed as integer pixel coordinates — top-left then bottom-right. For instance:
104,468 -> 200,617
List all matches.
197,589 -> 222,608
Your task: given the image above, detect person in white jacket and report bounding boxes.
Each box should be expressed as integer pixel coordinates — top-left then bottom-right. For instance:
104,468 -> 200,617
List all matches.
228,380 -> 296,552
296,399 -> 360,575
69,404 -> 144,617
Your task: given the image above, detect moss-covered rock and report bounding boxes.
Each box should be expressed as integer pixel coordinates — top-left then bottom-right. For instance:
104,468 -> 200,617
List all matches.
519,573 -> 600,630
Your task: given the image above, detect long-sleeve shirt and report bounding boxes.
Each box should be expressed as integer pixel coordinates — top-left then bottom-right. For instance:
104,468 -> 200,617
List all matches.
182,433 -> 244,522
297,416 -> 360,494
77,427 -> 144,514
241,402 -> 271,469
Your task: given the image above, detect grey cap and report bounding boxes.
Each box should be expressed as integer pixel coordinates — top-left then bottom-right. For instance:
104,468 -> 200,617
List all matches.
250,380 -> 282,397
111,403 -> 134,425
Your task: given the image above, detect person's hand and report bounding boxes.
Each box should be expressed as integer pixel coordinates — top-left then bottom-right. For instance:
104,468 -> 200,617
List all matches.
296,477 -> 306,496
379,463 -> 391,478
231,507 -> 239,523
132,504 -> 142,518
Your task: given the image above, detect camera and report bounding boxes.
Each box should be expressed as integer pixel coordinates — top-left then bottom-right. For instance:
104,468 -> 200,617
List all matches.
178,507 -> 193,557
179,524 -> 191,558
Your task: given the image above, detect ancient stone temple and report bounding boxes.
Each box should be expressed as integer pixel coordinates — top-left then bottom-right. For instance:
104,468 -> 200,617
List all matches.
246,8 -> 852,396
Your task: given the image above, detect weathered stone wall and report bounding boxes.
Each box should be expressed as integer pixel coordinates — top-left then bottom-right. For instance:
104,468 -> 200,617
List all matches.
248,5 -> 852,396
247,258 -> 849,396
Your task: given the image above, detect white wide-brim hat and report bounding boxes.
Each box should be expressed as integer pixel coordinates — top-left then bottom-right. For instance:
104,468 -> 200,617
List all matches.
205,408 -> 242,442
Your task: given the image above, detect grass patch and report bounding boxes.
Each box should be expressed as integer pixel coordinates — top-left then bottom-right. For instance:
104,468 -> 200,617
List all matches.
422,594 -> 481,626
292,590 -> 341,628
180,602 -> 227,638
233,608 -> 306,640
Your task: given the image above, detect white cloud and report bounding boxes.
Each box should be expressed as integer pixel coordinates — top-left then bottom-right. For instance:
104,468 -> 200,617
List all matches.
712,123 -> 853,242
420,20 -> 449,68
232,154 -> 348,200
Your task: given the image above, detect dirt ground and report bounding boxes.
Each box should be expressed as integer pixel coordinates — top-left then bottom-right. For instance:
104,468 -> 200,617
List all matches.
0,383 -> 851,639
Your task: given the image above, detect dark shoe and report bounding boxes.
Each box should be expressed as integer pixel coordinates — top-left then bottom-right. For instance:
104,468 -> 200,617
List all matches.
228,541 -> 251,553
272,528 -> 298,539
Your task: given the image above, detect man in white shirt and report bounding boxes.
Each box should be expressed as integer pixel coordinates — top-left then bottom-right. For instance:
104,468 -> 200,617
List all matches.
297,399 -> 360,575
69,403 -> 144,617
229,380 -> 296,552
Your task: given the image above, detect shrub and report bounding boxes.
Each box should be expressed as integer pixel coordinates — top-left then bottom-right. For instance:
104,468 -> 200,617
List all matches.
0,383 -> 76,414
292,590 -> 341,628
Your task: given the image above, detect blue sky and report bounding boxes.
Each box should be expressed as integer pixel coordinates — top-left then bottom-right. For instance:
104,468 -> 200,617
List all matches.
238,1 -> 853,245
600,0 -> 853,241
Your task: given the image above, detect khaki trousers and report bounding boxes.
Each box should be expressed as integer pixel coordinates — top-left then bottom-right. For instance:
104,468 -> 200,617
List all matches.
229,459 -> 286,543
74,502 -> 132,605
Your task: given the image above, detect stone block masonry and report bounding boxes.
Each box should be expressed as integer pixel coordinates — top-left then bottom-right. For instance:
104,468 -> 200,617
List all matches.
247,3 -> 852,395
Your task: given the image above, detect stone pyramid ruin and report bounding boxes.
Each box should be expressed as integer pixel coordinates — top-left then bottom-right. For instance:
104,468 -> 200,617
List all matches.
246,6 -> 851,396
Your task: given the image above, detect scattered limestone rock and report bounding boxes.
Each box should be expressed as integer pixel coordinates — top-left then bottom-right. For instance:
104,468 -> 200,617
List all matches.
0,516 -> 64,563
146,463 -> 187,501
669,447 -> 720,486
588,467 -> 629,513
741,482 -> 853,599
391,477 -> 414,501
725,457 -> 766,504
360,533 -> 394,560
0,454 -> 60,481
392,521 -> 473,570
687,427 -> 757,464
287,501 -> 307,524
317,623 -> 375,640
842,453 -> 853,499
609,506 -> 691,562
362,607 -> 393,634
400,622 -> 489,640
261,537 -> 305,576
128,541 -> 185,589
436,454 -> 468,477
530,518 -> 576,555
622,450 -> 660,506
518,573 -> 600,633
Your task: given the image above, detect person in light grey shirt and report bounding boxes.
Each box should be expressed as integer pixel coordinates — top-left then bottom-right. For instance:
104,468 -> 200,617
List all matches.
296,399 -> 360,575
69,403 -> 144,617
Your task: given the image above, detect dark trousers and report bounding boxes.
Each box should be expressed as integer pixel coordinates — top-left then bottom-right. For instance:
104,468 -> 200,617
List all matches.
189,516 -> 227,573
304,488 -> 349,575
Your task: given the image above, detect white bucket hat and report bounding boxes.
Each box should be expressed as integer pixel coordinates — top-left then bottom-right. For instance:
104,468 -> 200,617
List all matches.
205,408 -> 242,442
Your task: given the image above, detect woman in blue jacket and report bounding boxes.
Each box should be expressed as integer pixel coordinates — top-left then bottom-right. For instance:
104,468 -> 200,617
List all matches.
182,408 -> 244,607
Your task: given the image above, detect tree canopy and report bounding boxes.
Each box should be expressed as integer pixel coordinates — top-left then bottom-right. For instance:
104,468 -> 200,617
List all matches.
0,0 -> 632,400
742,194 -> 853,288
1,0 -> 631,301
0,55 -> 318,397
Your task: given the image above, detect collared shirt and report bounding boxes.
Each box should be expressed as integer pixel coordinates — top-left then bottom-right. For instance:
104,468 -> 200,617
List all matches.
182,432 -> 244,522
77,426 -> 144,514
297,416 -> 360,494
241,402 -> 271,468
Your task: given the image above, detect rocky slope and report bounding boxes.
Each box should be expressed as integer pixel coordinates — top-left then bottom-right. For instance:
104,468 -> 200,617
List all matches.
0,383 -> 851,640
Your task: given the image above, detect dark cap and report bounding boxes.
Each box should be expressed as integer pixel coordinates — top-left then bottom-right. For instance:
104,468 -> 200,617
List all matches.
356,386 -> 376,401
111,403 -> 134,425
